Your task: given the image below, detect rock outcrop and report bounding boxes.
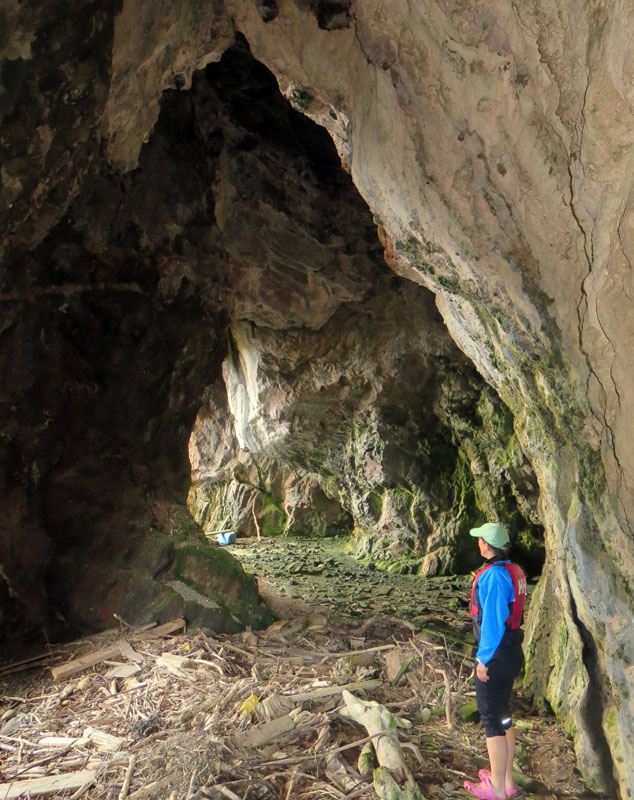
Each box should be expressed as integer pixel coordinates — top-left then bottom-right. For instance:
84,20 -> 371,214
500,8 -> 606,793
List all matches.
2,2 -> 634,796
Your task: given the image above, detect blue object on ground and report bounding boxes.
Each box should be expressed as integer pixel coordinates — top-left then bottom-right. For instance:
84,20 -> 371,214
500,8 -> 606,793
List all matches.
216,531 -> 237,545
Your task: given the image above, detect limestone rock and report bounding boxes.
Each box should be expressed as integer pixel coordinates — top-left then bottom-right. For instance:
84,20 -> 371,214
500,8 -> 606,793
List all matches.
2,2 -> 634,795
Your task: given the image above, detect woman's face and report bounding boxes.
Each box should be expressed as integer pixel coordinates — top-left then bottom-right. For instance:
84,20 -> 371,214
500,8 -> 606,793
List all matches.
478,537 -> 488,558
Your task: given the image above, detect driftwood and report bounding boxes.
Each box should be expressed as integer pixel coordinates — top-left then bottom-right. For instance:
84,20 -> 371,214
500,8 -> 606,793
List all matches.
50,619 -> 185,680
50,644 -> 124,681
257,678 -> 382,721
373,766 -> 426,800
325,751 -> 363,791
118,754 -> 137,800
127,775 -> 174,799
244,714 -> 296,748
0,614 -> 576,800
340,691 -> 426,800
0,769 -> 97,799
105,664 -> 142,679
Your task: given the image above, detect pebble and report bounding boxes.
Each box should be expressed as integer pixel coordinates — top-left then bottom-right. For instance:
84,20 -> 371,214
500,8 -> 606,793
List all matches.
234,536 -> 473,639
0,713 -> 26,736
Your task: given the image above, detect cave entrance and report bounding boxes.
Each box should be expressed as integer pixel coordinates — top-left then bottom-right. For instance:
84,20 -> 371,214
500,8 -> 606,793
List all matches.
1,36 -> 544,653
182,37 -> 545,579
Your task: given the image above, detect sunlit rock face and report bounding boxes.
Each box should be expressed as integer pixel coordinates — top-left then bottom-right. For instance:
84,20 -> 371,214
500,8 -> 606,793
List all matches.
189,274 -> 542,576
3,1 -> 634,795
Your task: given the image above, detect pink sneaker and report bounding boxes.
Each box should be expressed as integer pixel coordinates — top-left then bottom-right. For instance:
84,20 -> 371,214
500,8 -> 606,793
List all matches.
479,768 -> 517,797
463,776 -> 506,800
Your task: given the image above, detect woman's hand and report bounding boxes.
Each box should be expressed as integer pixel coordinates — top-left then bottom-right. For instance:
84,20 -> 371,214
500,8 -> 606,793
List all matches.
476,661 -> 489,682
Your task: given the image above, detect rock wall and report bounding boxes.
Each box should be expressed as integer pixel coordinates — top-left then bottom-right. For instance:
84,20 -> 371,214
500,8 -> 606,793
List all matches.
189,285 -> 543,576
2,1 -> 634,795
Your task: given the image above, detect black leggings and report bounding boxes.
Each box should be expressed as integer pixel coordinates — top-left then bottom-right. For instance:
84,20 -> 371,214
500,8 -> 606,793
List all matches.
475,638 -> 524,738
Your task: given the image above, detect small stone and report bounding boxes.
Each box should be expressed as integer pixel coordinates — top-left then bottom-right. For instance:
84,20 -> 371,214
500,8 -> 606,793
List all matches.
0,715 -> 25,736
457,700 -> 480,723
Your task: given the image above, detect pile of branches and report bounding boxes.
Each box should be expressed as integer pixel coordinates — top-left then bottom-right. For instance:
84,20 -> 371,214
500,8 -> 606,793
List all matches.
0,613 -> 535,800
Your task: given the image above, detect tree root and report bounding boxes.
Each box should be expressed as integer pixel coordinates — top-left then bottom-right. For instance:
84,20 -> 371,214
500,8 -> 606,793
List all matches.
340,690 -> 427,800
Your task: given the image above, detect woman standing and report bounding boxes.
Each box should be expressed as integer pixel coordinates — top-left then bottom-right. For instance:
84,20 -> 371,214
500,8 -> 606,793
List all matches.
463,522 -> 527,800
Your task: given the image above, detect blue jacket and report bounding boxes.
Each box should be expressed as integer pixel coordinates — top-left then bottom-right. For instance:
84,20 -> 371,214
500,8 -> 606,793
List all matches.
472,562 -> 515,665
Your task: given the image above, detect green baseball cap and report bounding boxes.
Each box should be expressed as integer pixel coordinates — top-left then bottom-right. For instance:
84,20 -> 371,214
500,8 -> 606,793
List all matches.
470,522 -> 510,548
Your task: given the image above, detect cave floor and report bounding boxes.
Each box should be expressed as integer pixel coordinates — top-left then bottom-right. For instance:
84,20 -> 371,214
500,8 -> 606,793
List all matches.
229,536 -> 476,642
0,539 -> 594,799
0,612 -> 593,800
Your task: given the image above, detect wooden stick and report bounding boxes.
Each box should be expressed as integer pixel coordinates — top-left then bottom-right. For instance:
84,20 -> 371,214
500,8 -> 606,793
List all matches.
51,644 -> 124,681
257,732 -> 386,766
435,668 -> 453,729
272,677 -> 382,707
0,651 -> 60,676
219,641 -> 255,658
51,619 -> 185,680
118,641 -> 143,663
317,644 -> 396,665
67,774 -> 99,800
127,775 -> 173,799
214,786 -> 242,800
302,677 -> 383,699
284,768 -> 299,800
252,504 -> 261,542
0,769 -> 96,799
134,619 -> 185,638
7,747 -> 75,780
37,736 -> 86,747
118,755 -> 137,800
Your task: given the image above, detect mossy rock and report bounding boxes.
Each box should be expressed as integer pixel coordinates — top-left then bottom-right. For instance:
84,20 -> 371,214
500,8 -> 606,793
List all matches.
165,542 -> 274,630
260,497 -> 288,536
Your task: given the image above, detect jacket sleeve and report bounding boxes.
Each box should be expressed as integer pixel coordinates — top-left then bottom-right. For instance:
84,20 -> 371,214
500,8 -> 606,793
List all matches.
475,568 -> 513,665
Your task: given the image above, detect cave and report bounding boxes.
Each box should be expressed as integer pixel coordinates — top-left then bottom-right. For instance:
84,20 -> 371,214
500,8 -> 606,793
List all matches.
2,32 -> 543,644
2,3 -> 634,798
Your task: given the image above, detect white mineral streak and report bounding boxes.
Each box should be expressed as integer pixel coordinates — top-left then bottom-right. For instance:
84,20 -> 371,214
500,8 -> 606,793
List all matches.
223,322 -> 262,452
223,321 -> 291,453
103,1 -> 634,793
